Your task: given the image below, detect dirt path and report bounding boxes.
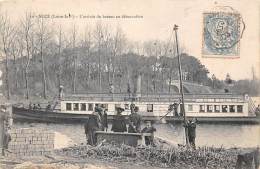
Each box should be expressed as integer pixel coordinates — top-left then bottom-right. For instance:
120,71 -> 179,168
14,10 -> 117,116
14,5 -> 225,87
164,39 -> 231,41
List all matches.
0,155 -> 177,169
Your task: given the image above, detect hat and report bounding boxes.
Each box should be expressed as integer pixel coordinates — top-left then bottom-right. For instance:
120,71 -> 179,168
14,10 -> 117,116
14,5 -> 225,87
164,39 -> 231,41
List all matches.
116,107 -> 124,113
95,106 -> 103,113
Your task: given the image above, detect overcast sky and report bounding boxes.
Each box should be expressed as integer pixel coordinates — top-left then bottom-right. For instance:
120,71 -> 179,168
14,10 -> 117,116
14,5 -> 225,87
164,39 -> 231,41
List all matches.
0,0 -> 259,80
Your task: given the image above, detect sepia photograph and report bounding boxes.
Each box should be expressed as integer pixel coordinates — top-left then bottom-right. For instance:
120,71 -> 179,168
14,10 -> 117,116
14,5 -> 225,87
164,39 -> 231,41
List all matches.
0,0 -> 259,168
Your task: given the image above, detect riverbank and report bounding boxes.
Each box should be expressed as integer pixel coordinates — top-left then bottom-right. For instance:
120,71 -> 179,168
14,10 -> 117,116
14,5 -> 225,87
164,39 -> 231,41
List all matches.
1,143 -> 259,169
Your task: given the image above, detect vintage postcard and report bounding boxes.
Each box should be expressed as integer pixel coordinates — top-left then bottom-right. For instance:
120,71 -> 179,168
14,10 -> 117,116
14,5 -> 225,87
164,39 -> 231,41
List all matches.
0,0 -> 259,169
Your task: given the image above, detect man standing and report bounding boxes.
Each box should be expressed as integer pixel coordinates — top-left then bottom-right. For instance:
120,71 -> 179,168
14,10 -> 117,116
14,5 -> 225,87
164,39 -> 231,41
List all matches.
129,105 -> 142,132
102,109 -> 108,132
255,104 -> 260,116
111,107 -> 127,132
84,112 -> 100,146
184,118 -> 197,149
0,105 -> 12,156
141,121 -> 156,146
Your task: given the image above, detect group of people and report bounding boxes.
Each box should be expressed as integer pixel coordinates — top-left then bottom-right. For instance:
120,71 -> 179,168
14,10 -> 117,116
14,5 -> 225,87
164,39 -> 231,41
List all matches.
29,103 -> 41,110
28,103 -> 52,111
84,104 -> 156,146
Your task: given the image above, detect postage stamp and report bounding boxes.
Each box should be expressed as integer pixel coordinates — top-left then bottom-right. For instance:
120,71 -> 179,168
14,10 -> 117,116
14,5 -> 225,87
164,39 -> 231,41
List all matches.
202,12 -> 242,57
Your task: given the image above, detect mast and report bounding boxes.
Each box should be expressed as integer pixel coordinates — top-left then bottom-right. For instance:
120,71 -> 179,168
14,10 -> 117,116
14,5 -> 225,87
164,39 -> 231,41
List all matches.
173,25 -> 189,146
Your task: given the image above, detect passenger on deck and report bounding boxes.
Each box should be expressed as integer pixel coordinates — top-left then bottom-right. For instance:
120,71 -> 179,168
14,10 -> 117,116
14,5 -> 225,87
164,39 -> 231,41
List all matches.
37,104 -> 41,110
129,105 -> 142,132
29,102 -> 32,109
33,104 -> 37,110
46,104 -> 52,111
84,112 -> 100,146
173,102 -> 179,116
141,121 -> 156,146
111,107 -> 127,132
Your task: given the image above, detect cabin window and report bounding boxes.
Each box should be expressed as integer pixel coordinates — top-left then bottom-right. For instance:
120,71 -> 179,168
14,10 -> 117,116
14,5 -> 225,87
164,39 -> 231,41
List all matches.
88,103 -> 93,111
199,105 -> 205,112
237,105 -> 243,113
81,103 -> 86,111
229,105 -> 235,113
125,104 -> 129,110
115,104 -> 121,110
147,104 -> 153,112
214,105 -> 220,112
188,105 -> 193,111
222,105 -> 228,112
66,103 -> 72,111
207,105 -> 213,112
73,103 -> 79,111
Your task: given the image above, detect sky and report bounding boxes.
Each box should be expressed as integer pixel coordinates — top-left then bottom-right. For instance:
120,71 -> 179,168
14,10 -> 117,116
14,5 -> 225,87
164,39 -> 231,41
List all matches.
0,0 -> 259,80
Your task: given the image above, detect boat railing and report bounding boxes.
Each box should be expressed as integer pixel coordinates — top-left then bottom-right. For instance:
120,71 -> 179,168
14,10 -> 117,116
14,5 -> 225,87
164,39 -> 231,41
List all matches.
64,93 -> 246,102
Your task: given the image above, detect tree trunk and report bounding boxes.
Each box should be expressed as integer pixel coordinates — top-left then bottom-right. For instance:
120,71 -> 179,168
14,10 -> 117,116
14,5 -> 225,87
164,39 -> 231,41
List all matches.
58,28 -> 62,89
4,51 -> 10,100
98,47 -> 101,93
40,38 -> 47,99
25,33 -> 30,100
146,77 -> 149,96
13,57 -> 18,90
161,69 -> 164,93
25,68 -> 29,99
72,55 -> 77,93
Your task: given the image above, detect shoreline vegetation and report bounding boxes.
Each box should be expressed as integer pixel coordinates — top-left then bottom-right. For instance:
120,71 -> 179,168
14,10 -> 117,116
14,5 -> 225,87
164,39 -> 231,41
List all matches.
1,146 -> 257,169
1,138 -> 259,169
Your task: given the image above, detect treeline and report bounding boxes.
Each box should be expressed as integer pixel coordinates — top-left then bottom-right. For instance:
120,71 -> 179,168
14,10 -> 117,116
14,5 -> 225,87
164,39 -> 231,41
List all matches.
0,12 -> 258,100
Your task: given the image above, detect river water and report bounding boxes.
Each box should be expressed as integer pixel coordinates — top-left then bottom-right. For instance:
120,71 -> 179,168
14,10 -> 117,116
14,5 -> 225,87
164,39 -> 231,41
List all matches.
13,122 -> 260,149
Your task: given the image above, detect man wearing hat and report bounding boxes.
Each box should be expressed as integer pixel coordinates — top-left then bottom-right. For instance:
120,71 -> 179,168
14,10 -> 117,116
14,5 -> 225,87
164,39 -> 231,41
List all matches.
129,105 -> 142,132
84,108 -> 101,146
111,107 -> 127,132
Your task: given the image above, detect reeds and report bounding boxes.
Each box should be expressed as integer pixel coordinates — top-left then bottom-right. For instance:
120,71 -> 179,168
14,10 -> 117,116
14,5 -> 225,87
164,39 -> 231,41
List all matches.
56,144 -> 240,169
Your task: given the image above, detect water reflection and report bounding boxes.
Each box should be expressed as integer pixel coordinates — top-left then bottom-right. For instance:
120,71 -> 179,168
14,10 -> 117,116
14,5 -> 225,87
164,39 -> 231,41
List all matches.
155,123 -> 260,148
14,122 -> 260,148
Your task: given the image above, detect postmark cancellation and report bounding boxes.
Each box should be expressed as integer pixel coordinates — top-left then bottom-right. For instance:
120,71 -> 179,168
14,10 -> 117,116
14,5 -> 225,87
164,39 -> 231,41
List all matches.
202,11 -> 243,57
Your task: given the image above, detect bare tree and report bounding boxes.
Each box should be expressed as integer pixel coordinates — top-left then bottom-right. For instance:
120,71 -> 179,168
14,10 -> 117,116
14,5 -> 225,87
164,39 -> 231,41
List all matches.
107,25 -> 126,92
35,18 -> 52,99
80,26 -> 92,89
10,30 -> 20,90
93,22 -> 107,93
71,24 -> 77,94
0,12 -> 15,100
55,24 -> 64,89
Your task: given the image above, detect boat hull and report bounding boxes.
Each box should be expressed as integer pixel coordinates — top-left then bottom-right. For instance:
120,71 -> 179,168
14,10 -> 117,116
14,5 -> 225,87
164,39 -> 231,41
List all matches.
12,106 -> 90,123
12,106 -> 260,124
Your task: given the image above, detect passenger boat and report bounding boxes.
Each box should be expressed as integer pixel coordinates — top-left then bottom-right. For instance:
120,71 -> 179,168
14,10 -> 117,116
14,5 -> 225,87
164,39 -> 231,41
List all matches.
12,93 -> 260,124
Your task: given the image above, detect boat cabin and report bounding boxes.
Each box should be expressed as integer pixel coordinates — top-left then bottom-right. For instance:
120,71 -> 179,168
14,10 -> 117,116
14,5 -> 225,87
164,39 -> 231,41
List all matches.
60,94 -> 255,117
